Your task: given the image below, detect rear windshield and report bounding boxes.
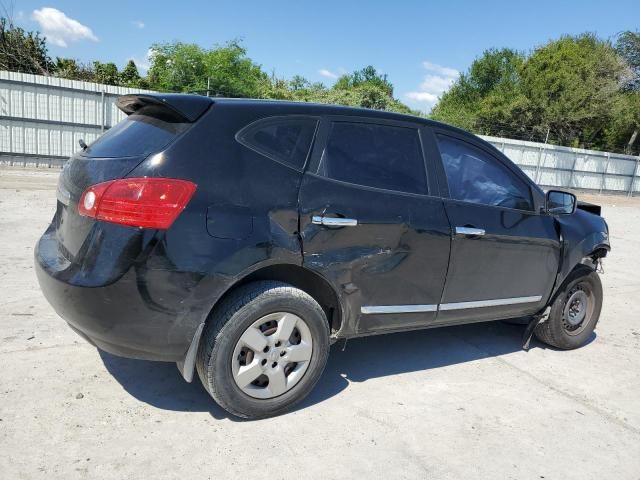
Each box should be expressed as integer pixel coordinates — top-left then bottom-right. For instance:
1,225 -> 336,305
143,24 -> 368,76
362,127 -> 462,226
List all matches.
82,113 -> 189,158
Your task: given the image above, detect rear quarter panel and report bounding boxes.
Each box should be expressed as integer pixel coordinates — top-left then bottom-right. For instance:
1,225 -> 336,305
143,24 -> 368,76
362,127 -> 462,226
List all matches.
127,103 -> 306,325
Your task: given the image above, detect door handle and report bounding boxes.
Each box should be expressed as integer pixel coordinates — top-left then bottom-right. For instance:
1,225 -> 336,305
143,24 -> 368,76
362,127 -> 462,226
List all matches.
455,226 -> 485,236
312,215 -> 358,227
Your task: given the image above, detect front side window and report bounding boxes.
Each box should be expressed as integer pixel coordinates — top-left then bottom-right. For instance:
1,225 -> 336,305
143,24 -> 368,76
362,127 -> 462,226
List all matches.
436,134 -> 533,210
237,116 -> 318,170
317,122 -> 427,194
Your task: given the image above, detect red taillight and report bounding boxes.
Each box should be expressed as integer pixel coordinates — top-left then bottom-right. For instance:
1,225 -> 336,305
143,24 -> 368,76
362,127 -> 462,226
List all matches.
78,178 -> 197,229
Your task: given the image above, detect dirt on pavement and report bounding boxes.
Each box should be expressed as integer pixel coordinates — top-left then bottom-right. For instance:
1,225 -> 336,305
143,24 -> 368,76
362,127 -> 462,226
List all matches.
1,166 -> 639,479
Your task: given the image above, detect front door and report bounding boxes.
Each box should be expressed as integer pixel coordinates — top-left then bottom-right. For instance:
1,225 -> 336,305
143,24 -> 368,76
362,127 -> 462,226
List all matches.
432,131 -> 560,324
299,118 -> 451,335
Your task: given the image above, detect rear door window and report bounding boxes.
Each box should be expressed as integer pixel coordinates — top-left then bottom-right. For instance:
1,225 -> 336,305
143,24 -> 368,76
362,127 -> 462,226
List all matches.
317,122 -> 427,194
236,116 -> 318,170
83,113 -> 189,158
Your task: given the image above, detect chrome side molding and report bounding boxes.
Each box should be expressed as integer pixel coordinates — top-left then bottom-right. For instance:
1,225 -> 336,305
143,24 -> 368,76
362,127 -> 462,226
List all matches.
438,296 -> 542,311
361,304 -> 437,314
361,295 -> 542,314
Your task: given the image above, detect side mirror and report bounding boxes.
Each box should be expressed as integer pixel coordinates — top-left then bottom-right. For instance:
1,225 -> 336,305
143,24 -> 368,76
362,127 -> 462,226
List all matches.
546,190 -> 576,215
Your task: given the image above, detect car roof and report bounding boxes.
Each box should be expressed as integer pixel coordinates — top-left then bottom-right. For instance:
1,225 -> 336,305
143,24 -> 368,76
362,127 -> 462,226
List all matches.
117,92 -> 482,142
211,96 -> 462,130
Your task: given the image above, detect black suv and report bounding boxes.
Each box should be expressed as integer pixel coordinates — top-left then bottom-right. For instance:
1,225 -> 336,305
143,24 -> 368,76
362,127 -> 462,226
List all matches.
36,94 -> 610,419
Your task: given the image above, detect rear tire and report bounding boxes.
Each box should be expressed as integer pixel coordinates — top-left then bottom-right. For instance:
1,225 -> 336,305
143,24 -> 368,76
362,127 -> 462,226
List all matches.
196,281 -> 330,419
534,268 -> 603,350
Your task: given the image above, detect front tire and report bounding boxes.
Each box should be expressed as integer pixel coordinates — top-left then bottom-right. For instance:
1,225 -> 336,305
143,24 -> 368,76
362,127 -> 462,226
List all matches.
196,281 -> 330,419
534,268 -> 603,350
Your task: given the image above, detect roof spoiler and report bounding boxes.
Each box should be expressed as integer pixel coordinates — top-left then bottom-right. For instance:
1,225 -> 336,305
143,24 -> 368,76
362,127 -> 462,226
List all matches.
116,94 -> 213,122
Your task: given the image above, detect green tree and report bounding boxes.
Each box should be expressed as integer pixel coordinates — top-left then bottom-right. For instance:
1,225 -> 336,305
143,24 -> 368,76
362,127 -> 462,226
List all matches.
93,61 -> 120,85
202,41 -> 270,97
604,92 -> 640,153
143,41 -> 418,113
519,34 -> 627,148
616,30 -> 640,91
432,35 -> 635,151
298,64 -> 416,114
147,42 -> 206,92
120,60 -> 142,87
262,75 -> 294,100
147,40 -> 269,97
431,48 -> 526,133
335,65 -> 393,96
0,17 -> 51,74
288,78 -> 416,115
53,57 -> 95,81
289,75 -> 310,91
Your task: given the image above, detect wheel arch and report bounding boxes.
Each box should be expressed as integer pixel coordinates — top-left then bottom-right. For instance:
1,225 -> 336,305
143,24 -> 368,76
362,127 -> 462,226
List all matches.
179,263 -> 344,383
549,263 -> 597,306
216,263 -> 345,336
552,209 -> 610,306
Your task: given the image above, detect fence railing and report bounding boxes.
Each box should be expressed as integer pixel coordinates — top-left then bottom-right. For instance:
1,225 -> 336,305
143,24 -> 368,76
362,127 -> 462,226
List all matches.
1,71 -> 639,195
0,71 -> 154,167
481,135 -> 640,196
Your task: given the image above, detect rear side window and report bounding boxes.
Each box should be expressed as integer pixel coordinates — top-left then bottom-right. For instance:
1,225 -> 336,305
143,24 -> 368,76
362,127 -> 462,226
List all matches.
436,134 -> 533,210
317,122 -> 427,194
236,116 -> 318,170
83,113 -> 189,158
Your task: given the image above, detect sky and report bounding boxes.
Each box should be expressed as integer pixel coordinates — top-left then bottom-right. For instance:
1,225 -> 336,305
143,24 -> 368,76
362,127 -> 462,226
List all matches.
11,0 -> 639,112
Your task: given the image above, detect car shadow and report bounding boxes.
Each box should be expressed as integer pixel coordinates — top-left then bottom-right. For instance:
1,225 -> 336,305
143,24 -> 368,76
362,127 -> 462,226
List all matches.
99,321 -> 586,421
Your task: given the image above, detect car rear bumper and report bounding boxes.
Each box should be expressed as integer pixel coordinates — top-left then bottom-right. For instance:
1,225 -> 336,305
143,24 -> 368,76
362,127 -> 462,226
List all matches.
34,231 -> 208,363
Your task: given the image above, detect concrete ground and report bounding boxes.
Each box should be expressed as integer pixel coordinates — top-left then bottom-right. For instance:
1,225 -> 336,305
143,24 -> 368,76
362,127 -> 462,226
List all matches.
1,166 -> 639,479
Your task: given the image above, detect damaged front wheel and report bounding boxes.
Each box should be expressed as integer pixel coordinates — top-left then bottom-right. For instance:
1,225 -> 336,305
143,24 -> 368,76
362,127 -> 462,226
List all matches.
534,268 -> 603,350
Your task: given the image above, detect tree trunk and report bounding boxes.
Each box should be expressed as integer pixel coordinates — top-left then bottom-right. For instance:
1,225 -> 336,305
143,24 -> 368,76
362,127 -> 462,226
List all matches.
627,129 -> 639,154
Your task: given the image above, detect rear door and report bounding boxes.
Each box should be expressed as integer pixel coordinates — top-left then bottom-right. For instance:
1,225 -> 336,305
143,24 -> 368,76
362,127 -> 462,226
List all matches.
298,117 -> 451,335
431,129 -> 560,323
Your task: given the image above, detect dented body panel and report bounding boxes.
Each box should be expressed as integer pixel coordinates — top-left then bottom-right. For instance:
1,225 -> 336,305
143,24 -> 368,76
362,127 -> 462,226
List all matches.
553,208 -> 610,295
299,172 -> 451,337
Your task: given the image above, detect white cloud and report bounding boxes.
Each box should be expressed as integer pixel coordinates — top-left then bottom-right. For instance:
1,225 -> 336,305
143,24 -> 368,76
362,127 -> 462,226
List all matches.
422,61 -> 459,78
127,56 -> 150,72
128,49 -> 154,73
132,20 -> 145,29
319,68 -> 339,80
405,61 -> 459,111
405,91 -> 439,103
31,7 -> 98,47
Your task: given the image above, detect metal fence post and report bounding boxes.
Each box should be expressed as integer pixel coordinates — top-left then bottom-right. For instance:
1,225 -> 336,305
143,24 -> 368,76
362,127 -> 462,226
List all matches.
534,128 -> 550,184
8,123 -> 13,166
599,152 -> 610,194
629,157 -> 640,197
22,123 -> 26,167
534,145 -> 544,183
100,90 -> 105,132
568,151 -> 579,190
